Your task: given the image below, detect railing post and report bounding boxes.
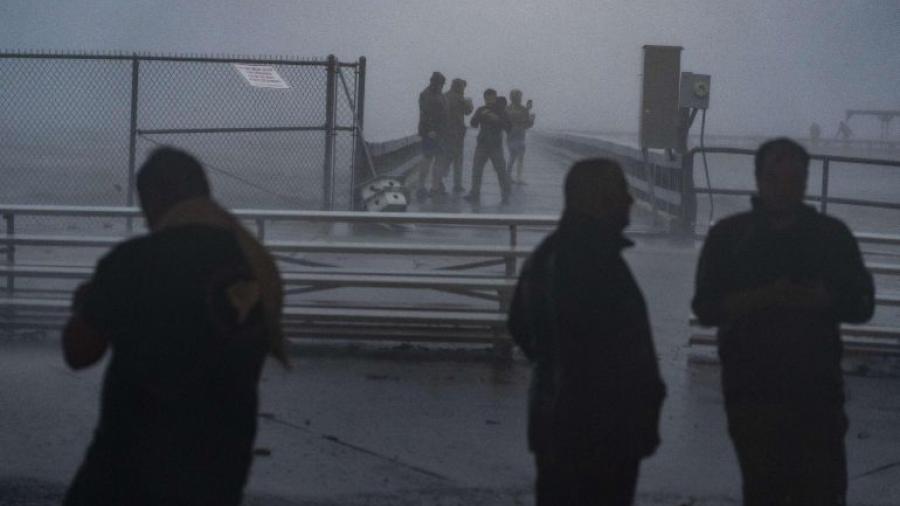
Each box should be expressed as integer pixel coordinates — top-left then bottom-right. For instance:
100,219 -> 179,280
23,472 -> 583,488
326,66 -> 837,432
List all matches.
322,55 -> 337,211
352,56 -> 367,210
4,213 -> 14,293
676,150 -> 697,237
126,56 -> 140,233
820,158 -> 830,214
506,224 -> 518,278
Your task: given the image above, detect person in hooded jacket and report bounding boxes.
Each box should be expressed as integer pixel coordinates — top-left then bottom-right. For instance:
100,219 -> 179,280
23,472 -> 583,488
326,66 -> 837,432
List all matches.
416,71 -> 451,199
444,78 -> 474,193
508,158 -> 666,506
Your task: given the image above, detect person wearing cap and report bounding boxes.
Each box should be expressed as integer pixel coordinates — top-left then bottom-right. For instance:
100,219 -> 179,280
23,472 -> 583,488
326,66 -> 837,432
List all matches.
416,71 -> 450,199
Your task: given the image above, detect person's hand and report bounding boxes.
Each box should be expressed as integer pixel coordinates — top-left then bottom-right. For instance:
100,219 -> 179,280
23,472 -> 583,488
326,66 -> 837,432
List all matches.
484,112 -> 499,122
771,278 -> 833,310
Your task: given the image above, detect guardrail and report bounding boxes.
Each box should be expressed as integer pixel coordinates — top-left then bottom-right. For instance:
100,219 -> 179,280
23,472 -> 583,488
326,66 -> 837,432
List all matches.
0,205 -> 567,348
682,146 -> 900,355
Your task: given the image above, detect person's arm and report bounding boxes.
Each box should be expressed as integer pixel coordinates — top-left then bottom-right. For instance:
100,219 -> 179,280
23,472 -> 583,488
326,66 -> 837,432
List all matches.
692,225 -> 736,326
470,106 -> 483,128
827,221 -> 875,323
62,283 -> 108,369
508,259 -> 539,361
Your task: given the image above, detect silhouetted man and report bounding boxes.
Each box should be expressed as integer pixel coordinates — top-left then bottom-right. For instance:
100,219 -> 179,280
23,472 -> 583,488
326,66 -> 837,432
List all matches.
465,89 -> 512,205
692,138 -> 874,505
444,78 -> 474,193
416,71 -> 450,199
509,159 -> 666,505
62,147 -> 286,506
506,89 -> 535,184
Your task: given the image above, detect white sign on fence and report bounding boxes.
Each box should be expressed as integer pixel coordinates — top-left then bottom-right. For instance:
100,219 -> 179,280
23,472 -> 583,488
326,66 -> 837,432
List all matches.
233,64 -> 290,89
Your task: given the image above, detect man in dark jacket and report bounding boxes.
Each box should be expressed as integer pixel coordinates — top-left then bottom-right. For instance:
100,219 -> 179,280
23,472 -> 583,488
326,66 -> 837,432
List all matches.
465,89 -> 512,205
62,147 -> 286,506
692,138 -> 874,505
508,159 -> 666,505
444,78 -> 474,193
416,71 -> 450,199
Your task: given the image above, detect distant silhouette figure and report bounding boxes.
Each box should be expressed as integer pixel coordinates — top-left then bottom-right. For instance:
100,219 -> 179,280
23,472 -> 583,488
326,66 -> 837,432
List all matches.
62,147 -> 286,506
465,89 -> 512,205
506,89 -> 535,184
809,122 -> 822,145
444,78 -> 474,193
692,138 -> 875,505
416,71 -> 451,199
508,159 -> 666,506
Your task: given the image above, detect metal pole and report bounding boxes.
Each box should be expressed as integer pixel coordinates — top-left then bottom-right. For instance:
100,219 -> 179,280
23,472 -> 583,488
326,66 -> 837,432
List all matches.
680,151 -> 697,237
126,57 -> 140,232
354,56 -> 367,210
821,158 -> 830,214
4,213 -> 14,293
323,55 -> 337,210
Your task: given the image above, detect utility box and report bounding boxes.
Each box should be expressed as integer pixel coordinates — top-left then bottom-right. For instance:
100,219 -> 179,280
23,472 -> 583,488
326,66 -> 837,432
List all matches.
639,45 -> 682,150
679,72 -> 711,110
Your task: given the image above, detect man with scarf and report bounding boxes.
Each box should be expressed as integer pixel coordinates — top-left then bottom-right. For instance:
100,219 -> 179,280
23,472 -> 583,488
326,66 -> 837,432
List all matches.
62,147 -> 286,506
443,77 -> 474,194
508,159 -> 666,505
692,138 -> 874,505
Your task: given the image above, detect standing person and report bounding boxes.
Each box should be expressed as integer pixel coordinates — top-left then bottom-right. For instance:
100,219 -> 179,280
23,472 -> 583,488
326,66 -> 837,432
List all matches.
465,89 -> 512,205
444,78 -> 474,194
508,159 -> 666,505
692,138 -> 874,505
62,147 -> 287,506
416,71 -> 450,199
506,89 -> 535,184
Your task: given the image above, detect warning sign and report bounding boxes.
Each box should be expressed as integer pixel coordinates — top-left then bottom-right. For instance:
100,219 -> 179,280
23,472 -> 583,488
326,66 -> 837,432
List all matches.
233,64 -> 290,89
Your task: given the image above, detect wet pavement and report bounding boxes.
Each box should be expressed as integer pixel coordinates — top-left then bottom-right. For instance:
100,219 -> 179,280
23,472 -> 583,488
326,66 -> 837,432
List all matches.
2,133 -> 899,505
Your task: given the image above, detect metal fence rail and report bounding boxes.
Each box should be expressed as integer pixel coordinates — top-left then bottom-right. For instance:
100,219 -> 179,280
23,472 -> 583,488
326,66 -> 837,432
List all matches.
0,50 -> 366,216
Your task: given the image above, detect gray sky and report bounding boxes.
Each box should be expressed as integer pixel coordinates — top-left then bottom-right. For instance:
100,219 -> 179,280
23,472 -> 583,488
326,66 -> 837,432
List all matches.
2,0 -> 898,141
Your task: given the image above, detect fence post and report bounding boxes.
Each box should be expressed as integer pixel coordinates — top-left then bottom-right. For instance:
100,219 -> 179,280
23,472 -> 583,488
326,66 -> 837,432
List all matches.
820,158 -> 830,214
4,213 -> 14,293
126,56 -> 140,232
352,56 -> 367,210
677,150 -> 697,237
322,55 -> 337,210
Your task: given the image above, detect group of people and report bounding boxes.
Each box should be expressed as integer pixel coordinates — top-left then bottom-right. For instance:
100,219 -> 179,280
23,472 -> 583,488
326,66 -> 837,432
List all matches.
510,138 -> 874,505
417,71 -> 535,205
60,137 -> 874,506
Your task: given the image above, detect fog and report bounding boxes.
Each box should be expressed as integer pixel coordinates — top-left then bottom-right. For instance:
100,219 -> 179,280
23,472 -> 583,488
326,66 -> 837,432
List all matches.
2,0 -> 898,141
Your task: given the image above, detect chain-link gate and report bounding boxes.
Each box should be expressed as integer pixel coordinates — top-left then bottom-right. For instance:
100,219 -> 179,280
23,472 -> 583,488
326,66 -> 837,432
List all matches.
0,51 -> 366,221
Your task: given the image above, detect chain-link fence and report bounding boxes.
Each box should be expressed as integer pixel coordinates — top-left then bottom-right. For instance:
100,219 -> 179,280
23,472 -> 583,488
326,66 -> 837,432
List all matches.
0,51 -> 365,221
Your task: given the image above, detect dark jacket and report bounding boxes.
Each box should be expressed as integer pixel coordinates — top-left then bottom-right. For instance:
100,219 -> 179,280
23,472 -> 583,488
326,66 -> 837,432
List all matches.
470,104 -> 510,150
508,211 -> 666,459
692,200 -> 874,404
418,86 -> 448,139
444,89 -> 473,141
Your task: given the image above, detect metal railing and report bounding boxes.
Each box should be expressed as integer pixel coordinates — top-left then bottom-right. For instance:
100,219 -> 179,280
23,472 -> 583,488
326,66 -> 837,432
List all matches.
682,146 -> 900,351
